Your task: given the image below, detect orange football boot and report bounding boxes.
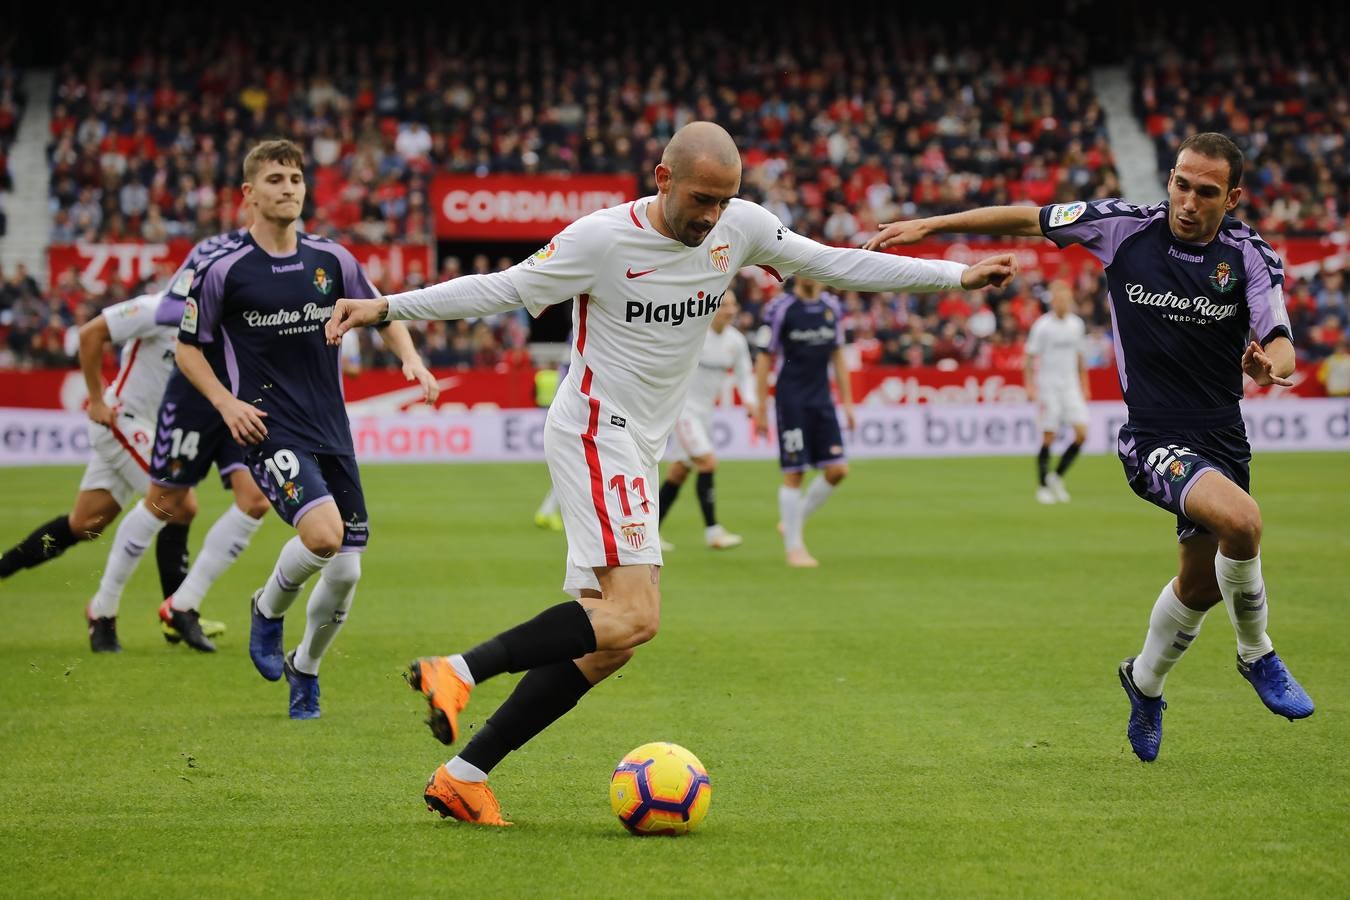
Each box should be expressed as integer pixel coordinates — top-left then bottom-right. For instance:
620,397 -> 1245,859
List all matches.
423,766 -> 511,827
405,656 -> 472,745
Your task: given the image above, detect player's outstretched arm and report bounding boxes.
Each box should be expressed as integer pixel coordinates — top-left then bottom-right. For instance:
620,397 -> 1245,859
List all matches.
175,342 -> 268,445
328,271 -> 529,349
864,206 -> 1044,251
77,315 -> 115,427
380,319 -> 440,404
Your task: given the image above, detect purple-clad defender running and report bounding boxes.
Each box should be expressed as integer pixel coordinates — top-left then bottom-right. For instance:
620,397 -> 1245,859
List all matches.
868,132 -> 1314,761
174,140 -> 437,719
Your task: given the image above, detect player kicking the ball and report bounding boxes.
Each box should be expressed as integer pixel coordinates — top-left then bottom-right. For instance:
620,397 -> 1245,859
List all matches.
328,121 -> 1015,825
868,132 -> 1314,761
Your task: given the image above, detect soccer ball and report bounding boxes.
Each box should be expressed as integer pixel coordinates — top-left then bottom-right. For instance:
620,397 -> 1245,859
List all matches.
609,741 -> 712,835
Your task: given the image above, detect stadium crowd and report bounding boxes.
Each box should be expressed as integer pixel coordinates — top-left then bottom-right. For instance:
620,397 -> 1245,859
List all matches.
1130,14 -> 1350,240
0,41 -> 24,234
2,8 -> 1345,370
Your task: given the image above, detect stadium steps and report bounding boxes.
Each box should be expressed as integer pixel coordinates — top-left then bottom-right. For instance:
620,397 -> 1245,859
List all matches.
0,69 -> 55,282
1092,65 -> 1166,204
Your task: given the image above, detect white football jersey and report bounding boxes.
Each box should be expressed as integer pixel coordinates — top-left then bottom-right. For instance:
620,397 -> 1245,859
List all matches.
100,292 -> 180,421
684,324 -> 754,416
506,197 -> 966,462
1025,312 -> 1086,388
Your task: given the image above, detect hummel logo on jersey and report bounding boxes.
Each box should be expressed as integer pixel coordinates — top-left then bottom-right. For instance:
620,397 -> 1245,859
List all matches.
625,267 -> 658,279
625,290 -> 725,326
1167,246 -> 1204,264
610,415 -> 627,428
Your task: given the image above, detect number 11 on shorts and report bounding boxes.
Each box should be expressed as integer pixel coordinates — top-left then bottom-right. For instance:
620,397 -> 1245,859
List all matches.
607,474 -> 652,516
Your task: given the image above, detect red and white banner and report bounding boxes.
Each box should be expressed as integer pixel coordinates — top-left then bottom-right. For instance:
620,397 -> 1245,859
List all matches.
48,241 -> 433,293
431,174 -> 638,240
5,399 -> 1348,466
0,367 -> 539,411
0,364 -> 1330,412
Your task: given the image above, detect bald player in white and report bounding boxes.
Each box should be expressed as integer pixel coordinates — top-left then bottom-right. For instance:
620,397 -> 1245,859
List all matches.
326,121 -> 1017,825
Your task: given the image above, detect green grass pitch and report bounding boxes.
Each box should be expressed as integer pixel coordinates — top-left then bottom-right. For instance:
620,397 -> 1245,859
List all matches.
1,453 -> 1346,898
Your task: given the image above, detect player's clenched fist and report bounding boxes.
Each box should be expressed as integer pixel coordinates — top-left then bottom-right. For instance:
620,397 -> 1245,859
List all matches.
959,254 -> 1018,290
325,297 -> 390,345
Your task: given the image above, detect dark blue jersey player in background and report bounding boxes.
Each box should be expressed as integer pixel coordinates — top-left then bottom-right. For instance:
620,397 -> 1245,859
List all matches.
753,275 -> 855,569
867,131 -> 1314,762
174,139 -> 438,719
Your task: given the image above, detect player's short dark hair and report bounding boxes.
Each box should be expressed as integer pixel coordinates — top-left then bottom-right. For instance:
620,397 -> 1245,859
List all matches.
243,139 -> 305,182
1177,133 -> 1243,189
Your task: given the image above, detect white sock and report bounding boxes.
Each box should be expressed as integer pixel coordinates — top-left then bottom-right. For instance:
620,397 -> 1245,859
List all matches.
292,552 -> 359,675
88,502 -> 166,618
1132,580 -> 1208,697
778,485 -> 804,551
257,536 -> 331,619
448,653 -> 475,686
536,488 -> 559,517
801,477 -> 836,518
1216,550 -> 1274,663
170,505 -> 264,612
445,756 -> 488,782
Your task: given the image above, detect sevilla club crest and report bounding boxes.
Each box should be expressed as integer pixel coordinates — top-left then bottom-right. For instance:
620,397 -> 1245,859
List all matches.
620,521 -> 647,550
709,242 -> 731,273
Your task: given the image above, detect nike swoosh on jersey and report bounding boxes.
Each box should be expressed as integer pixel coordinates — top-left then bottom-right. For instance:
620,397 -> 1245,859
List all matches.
625,267 -> 658,279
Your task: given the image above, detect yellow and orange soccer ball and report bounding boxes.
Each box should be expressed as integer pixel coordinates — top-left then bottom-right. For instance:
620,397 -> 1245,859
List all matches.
609,742 -> 712,835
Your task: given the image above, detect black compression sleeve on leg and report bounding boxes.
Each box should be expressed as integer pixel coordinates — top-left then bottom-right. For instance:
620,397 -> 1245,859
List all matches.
458,661 -> 593,775
1037,445 -> 1051,486
695,471 -> 717,528
461,601 -> 598,683
1056,442 -> 1083,476
657,480 -> 680,524
155,523 -> 191,598
0,515 -> 78,578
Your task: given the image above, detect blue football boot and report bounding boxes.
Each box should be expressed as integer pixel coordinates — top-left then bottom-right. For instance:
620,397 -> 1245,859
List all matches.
1118,657 -> 1166,762
284,651 -> 320,720
1237,651 -> 1314,720
249,589 -> 284,682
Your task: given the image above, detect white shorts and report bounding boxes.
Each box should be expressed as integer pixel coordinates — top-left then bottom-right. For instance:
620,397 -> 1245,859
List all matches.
670,409 -> 714,462
545,393 -> 662,597
78,415 -> 153,507
1038,384 -> 1089,432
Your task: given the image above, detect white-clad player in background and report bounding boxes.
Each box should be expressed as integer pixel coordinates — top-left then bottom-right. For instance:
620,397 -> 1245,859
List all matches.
1024,279 -> 1091,504
326,121 -> 1016,826
657,288 -> 755,551
0,289 -> 215,651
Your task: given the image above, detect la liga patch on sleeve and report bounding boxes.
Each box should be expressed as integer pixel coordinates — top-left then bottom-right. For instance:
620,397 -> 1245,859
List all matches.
1048,201 -> 1086,227
181,297 -> 198,334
